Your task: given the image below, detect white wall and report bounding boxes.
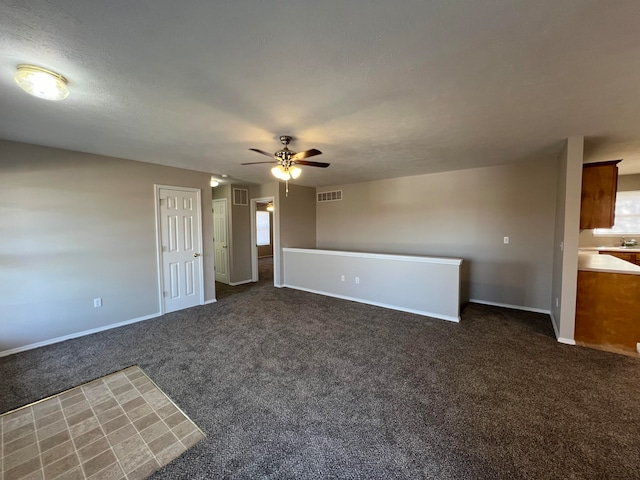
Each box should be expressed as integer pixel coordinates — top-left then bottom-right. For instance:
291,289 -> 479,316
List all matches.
316,157 -> 559,311
0,140 -> 215,354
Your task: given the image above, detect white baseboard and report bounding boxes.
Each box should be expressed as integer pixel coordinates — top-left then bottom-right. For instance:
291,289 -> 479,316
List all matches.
0,312 -> 162,358
229,279 -> 252,286
549,312 -> 575,344
203,298 -> 217,305
283,284 -> 460,323
469,299 -> 551,315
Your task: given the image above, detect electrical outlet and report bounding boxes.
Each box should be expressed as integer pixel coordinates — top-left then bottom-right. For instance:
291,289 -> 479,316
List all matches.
355,276 -> 360,284
503,236 -> 509,244
341,275 -> 345,282
93,298 -> 102,308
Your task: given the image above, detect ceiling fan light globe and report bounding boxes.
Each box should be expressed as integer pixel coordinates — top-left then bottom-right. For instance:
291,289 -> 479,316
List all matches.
290,166 -> 302,179
271,166 -> 283,179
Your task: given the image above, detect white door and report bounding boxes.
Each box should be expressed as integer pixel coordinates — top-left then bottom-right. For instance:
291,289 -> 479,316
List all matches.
213,199 -> 230,284
159,187 -> 203,313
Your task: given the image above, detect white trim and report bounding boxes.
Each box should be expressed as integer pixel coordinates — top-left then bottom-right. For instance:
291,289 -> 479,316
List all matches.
203,298 -> 217,305
154,187 -> 164,314
549,311 -> 575,344
213,198 -> 231,284
0,312 -> 162,358
284,284 -> 460,322
155,185 -> 205,313
282,247 -> 463,266
229,279 -> 252,286
469,299 -> 551,315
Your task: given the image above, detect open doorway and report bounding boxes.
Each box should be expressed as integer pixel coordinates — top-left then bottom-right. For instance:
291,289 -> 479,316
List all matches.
250,196 -> 279,286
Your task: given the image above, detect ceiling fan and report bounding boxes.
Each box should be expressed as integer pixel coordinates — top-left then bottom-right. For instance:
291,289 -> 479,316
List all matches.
242,136 -> 329,195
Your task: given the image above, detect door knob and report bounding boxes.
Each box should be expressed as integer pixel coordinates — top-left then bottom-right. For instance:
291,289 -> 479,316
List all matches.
193,253 -> 201,257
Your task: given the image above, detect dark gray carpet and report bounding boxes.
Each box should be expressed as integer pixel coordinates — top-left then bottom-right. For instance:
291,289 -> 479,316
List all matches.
2,257 -> 639,479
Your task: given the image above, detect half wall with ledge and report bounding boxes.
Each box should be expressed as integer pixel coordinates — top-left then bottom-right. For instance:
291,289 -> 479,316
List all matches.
282,248 -> 463,322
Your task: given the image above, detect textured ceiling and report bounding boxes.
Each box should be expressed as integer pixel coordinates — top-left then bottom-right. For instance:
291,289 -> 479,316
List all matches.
2,0 -> 640,186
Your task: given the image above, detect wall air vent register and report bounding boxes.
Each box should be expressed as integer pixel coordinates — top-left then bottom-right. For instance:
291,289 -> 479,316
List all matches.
317,190 -> 342,202
233,188 -> 249,206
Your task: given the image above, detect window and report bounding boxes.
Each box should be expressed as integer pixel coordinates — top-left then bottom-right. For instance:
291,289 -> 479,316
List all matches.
256,211 -> 270,246
594,190 -> 640,235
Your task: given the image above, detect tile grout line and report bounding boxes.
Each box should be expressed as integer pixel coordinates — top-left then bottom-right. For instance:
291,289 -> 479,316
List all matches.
85,376 -> 128,480
1,413 -> 3,480
29,404 -> 45,480
58,390 -> 87,480
124,369 -> 172,469
2,366 -> 202,480
122,367 -> 200,469
136,368 -> 206,439
136,375 -> 189,455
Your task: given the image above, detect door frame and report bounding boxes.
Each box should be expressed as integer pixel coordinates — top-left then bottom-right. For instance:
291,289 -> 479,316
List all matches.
212,198 -> 231,284
250,196 -> 280,286
154,184 -> 205,314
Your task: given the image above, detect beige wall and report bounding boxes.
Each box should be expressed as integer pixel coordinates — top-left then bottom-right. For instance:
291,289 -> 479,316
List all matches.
277,183 -> 317,286
550,137 -> 583,342
212,183 -> 252,284
0,140 -> 215,353
230,185 -> 252,283
316,158 -> 559,310
618,173 -> 640,191
279,183 -> 316,250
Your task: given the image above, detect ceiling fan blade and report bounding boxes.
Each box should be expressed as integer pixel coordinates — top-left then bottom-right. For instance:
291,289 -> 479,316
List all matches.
291,148 -> 322,160
294,160 -> 330,168
249,148 -> 276,158
241,161 -> 278,165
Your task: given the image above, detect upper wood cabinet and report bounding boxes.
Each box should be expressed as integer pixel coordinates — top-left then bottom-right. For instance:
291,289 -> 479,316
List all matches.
580,160 -> 621,229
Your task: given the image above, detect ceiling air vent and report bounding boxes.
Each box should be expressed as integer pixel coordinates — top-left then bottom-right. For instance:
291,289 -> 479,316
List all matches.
317,190 -> 342,202
233,188 -> 248,206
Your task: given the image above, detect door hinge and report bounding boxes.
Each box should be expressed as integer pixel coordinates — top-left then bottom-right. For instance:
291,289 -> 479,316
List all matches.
163,291 -> 169,297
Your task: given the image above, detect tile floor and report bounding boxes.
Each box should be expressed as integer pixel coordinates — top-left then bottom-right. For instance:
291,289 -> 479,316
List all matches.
1,366 -> 205,480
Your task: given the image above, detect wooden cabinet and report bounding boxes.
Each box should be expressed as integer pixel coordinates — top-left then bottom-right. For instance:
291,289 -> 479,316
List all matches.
580,160 -> 621,229
575,270 -> 640,355
599,250 -> 640,266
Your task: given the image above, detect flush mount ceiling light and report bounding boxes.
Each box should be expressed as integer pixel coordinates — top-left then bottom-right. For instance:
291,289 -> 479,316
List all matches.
14,64 -> 69,101
266,202 -> 274,212
210,178 -> 219,187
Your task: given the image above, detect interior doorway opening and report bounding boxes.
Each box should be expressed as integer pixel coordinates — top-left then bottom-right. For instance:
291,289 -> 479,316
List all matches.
251,196 -> 279,286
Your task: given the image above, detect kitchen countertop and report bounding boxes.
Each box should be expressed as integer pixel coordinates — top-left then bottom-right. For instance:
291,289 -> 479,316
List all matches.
578,252 -> 640,275
580,246 -> 640,253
